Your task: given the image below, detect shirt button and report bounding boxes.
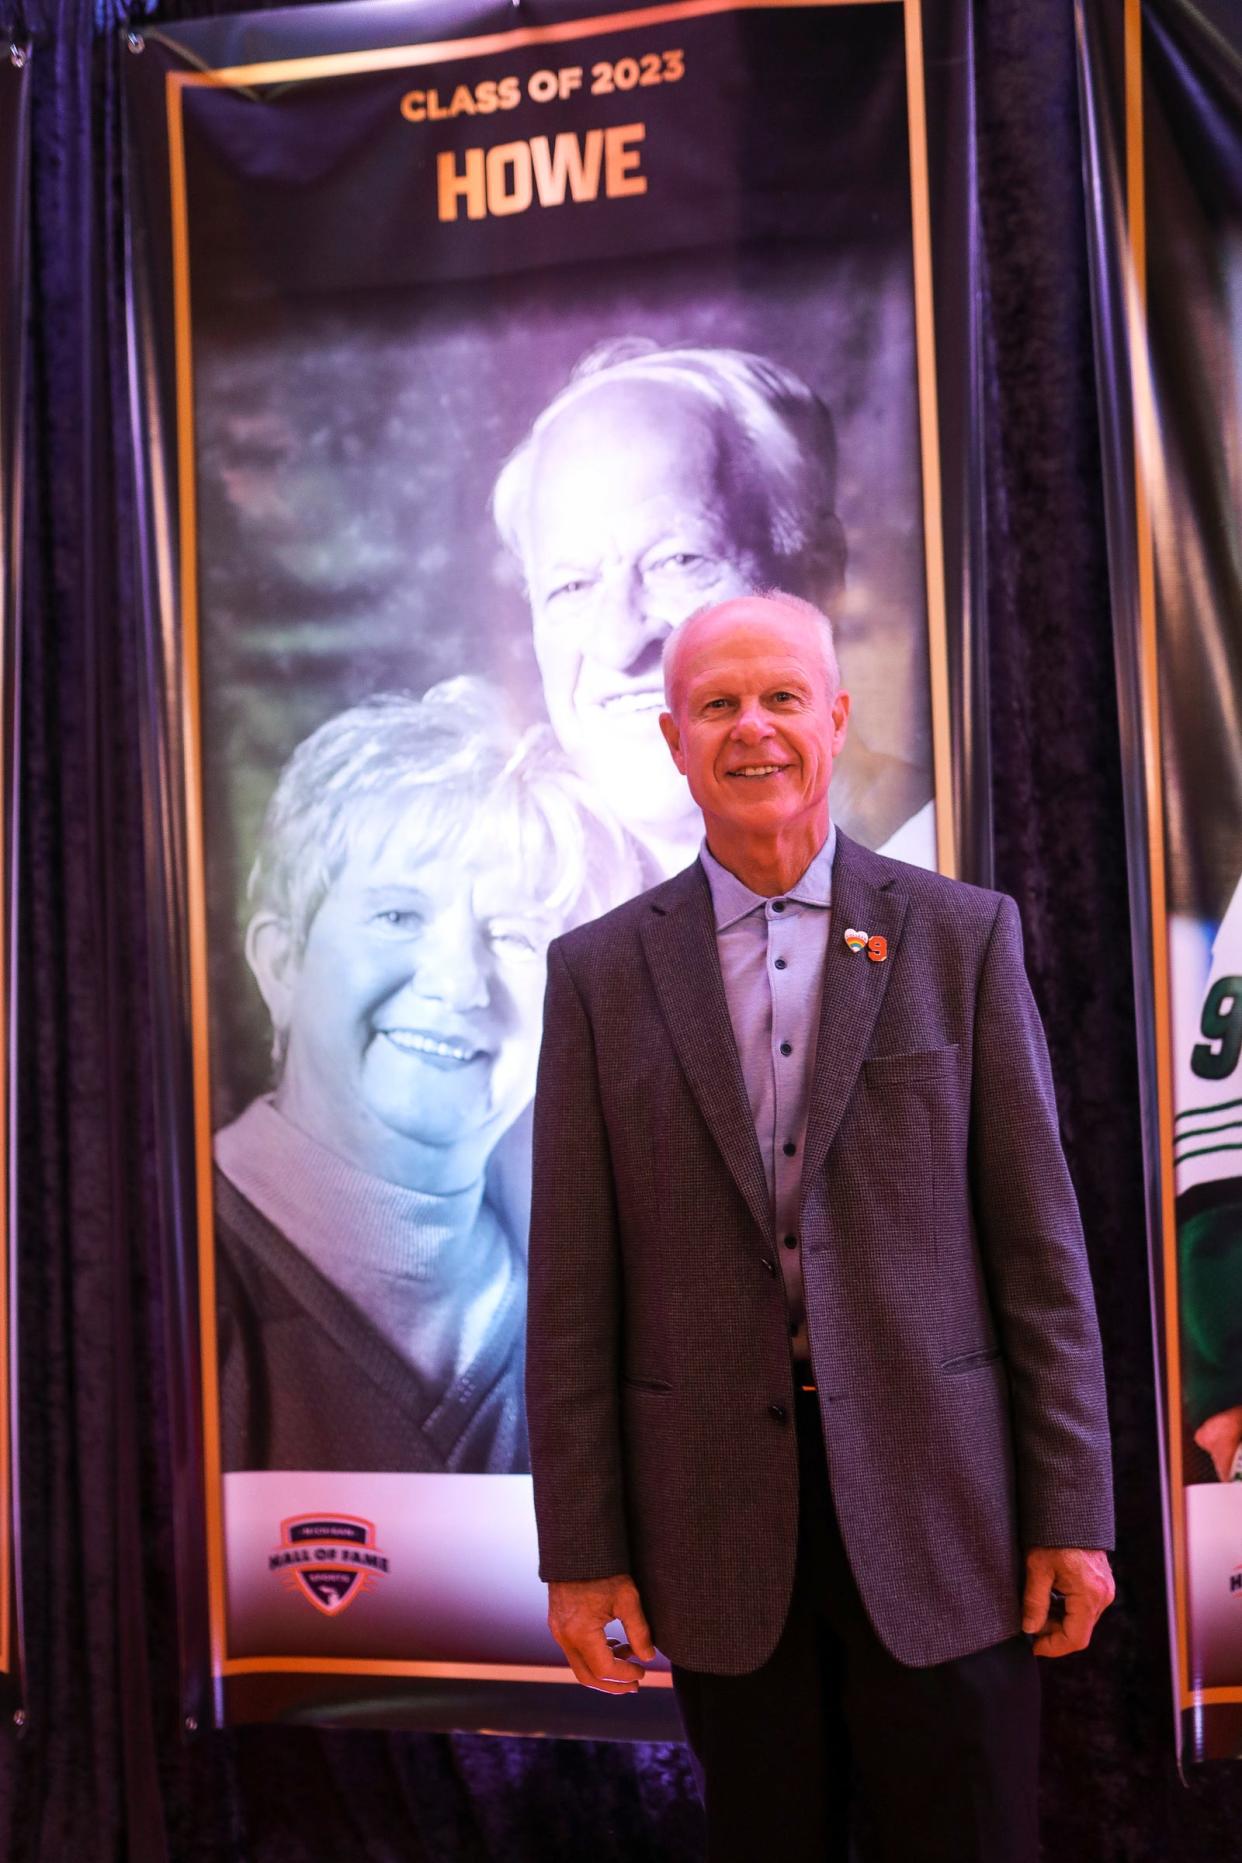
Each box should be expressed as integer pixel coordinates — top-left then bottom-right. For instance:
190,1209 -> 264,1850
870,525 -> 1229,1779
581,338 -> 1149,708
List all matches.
768,1403 -> 787,1422
783,1234 -> 797,1249
783,1141 -> 797,1157
772,900 -> 786,912
774,957 -> 788,971
779,1041 -> 793,1057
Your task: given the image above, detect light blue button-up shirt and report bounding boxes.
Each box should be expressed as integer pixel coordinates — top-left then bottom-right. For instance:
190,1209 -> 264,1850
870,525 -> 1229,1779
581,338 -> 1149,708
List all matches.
699,825 -> 837,1363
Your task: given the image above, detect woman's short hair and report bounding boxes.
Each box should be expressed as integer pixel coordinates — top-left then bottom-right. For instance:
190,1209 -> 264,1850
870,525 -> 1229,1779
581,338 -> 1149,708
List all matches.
492,338 -> 847,608
248,676 -> 642,959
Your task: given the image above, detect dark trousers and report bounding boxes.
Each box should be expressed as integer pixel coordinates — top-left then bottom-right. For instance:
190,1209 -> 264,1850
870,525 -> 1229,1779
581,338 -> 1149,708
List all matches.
671,1387 -> 1041,1863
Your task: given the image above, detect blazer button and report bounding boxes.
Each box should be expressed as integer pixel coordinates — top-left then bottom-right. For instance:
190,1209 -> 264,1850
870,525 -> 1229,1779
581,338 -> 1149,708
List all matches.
768,1403 -> 787,1423
761,1256 -> 777,1276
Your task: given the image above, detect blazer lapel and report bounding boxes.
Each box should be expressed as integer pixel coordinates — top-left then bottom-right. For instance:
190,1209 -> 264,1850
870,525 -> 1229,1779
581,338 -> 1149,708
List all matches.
800,833 -> 909,1196
639,865 -> 773,1242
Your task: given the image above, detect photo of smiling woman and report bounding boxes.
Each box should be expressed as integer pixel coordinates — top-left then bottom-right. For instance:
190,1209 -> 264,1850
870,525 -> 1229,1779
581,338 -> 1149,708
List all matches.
212,677 -> 639,1474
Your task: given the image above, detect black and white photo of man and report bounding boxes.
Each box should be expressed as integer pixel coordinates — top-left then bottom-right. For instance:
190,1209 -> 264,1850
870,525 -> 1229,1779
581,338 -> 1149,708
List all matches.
493,338 -> 936,880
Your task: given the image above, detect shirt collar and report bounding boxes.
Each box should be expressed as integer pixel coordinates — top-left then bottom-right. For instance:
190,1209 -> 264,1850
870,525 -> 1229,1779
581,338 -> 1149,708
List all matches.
699,822 -> 837,931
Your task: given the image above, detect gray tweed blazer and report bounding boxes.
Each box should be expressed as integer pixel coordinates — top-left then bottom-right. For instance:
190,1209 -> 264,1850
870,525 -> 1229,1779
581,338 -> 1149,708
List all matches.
526,830 -> 1113,1674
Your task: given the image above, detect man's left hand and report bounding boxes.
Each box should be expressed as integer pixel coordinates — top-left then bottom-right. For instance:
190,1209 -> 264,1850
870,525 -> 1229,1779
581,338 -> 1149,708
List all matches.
1022,1547 -> 1115,1656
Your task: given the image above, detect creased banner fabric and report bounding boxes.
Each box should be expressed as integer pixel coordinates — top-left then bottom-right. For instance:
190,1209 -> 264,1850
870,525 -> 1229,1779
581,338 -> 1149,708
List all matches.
1079,0 -> 1242,1767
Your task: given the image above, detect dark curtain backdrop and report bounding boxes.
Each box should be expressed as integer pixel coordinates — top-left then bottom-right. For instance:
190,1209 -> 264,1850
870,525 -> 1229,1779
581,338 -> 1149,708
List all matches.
0,0 -> 1239,1857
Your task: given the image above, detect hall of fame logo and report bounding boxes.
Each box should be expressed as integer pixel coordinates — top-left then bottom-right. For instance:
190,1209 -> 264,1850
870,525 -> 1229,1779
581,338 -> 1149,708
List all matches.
269,1513 -> 390,1616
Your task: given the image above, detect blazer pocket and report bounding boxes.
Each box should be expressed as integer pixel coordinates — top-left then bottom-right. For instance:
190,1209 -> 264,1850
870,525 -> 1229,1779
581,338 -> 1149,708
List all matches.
940,1347 -> 1002,1376
622,1375 -> 673,1395
863,1044 -> 960,1086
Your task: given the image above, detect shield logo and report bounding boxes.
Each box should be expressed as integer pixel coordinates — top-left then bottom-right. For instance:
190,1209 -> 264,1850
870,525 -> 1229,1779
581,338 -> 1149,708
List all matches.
271,1513 -> 388,1617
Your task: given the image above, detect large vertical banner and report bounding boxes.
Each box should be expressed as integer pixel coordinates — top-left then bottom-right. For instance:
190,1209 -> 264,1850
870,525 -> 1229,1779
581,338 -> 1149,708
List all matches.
1080,0 -> 1242,1766
0,40 -> 26,1704
124,0 -> 986,1733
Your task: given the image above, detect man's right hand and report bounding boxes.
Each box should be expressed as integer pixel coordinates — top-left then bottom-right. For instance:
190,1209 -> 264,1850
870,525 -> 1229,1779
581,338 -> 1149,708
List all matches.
547,1574 -> 655,1693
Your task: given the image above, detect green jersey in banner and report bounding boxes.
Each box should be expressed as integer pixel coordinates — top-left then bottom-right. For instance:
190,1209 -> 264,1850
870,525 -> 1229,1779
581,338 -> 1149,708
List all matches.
1080,0 -> 1242,1767
122,0 -> 987,1734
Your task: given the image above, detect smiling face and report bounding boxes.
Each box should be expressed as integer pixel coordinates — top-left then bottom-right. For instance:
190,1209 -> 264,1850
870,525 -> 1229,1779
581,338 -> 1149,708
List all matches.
659,596 -> 850,863
266,814 -> 553,1191
524,379 -> 770,834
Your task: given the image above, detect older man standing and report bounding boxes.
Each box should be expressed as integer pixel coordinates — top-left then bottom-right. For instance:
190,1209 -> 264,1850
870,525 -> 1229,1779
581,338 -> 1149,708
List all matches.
526,592 -> 1114,1860
493,341 -> 933,879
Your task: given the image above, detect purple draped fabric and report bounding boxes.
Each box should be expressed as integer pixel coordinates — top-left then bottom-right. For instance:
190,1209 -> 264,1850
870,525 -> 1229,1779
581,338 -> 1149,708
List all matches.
0,0 -> 1240,1855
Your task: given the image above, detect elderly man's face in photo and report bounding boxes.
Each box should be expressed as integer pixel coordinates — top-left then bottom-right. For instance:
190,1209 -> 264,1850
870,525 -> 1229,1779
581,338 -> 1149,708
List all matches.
274,815 -> 553,1186
524,379 -> 769,833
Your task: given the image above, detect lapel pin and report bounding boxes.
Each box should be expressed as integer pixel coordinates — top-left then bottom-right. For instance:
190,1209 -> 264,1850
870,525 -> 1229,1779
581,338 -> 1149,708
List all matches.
844,928 -> 867,953
867,934 -> 888,963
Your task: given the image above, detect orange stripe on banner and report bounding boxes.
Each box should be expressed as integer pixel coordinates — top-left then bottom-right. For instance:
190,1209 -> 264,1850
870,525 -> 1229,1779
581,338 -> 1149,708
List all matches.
903,0 -> 954,877
165,0 -> 898,94
167,68 -> 229,1685
222,1655 -> 675,1684
1124,0 -> 1189,1711
1184,1685 -> 1242,1708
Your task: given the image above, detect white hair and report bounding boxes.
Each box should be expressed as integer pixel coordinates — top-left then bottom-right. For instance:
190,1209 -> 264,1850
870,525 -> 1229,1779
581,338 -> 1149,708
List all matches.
249,677 -> 640,964
493,339 -> 847,607
661,590 -> 841,709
